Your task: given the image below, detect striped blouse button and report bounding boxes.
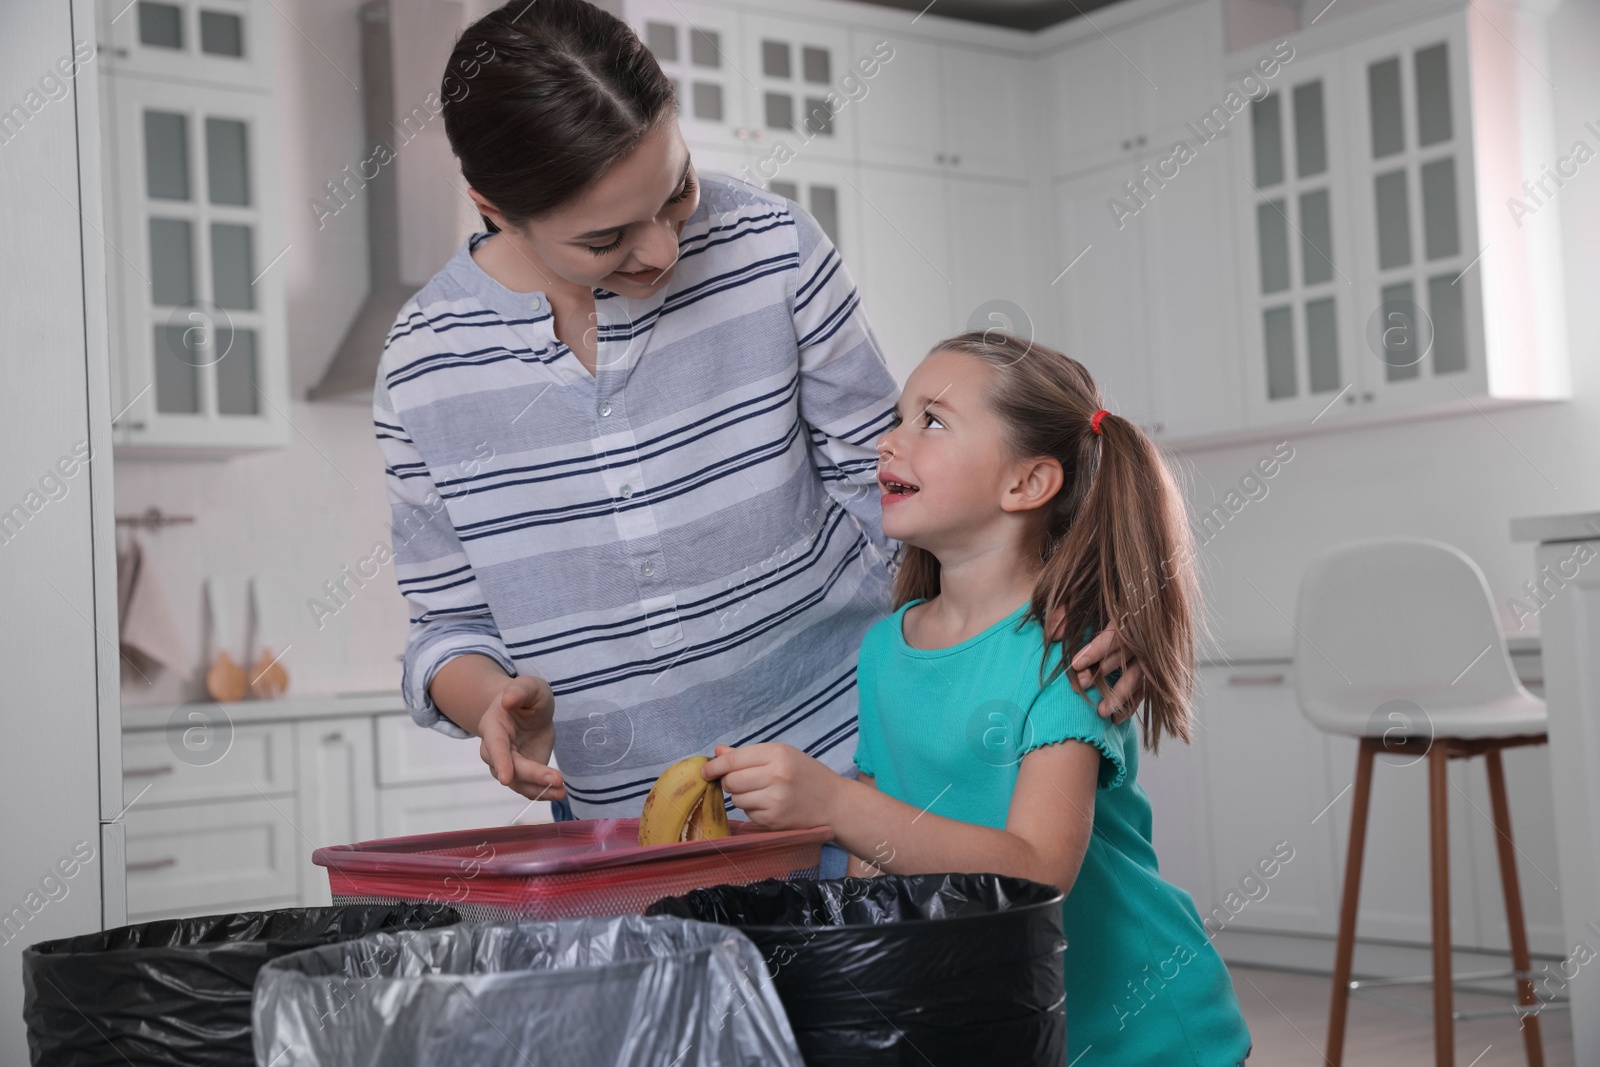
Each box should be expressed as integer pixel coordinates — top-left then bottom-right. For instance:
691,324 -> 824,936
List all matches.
619,484 -> 634,499
599,401 -> 612,417
641,561 -> 655,577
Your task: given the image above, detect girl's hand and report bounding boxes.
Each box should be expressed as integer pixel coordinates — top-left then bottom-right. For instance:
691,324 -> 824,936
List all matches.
702,743 -> 841,831
1046,608 -> 1144,725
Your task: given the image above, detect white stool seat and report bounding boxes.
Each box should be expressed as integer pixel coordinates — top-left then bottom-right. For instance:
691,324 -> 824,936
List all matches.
1294,536 -> 1546,740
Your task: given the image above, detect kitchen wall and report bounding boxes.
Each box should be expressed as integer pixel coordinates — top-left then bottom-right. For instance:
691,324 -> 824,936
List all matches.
115,0 -> 1600,708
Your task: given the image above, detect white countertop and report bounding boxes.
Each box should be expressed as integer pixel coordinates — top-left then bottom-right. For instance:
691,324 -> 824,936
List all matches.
121,691 -> 408,731
1511,509 -> 1600,544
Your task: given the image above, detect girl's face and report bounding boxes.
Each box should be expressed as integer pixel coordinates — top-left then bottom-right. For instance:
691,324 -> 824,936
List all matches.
876,350 -> 1054,553
472,119 -> 701,298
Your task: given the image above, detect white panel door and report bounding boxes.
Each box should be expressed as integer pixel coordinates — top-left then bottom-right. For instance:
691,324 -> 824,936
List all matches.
295,716 -> 378,906
947,175 -> 1036,347
1139,139 -> 1246,442
852,166 -> 952,385
849,31 -> 944,173
630,0 -> 749,151
1194,665 -> 1341,935
1051,167 -> 1154,429
939,46 -> 1032,180
1042,25 -> 1141,178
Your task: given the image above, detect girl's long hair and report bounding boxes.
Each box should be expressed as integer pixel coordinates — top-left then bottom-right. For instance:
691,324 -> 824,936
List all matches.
442,0 -> 678,230
889,330 -> 1203,752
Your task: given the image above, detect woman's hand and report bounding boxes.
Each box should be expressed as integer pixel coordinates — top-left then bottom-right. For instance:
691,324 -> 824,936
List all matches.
477,675 -> 566,802
1046,608 -> 1144,725
702,742 -> 842,831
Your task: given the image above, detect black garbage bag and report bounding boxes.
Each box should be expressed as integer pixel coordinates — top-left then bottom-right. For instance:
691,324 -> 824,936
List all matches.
251,913 -> 806,1066
21,902 -> 461,1067
647,872 -> 1067,1066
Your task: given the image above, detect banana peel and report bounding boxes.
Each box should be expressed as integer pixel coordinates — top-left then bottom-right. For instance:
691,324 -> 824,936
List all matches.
637,755 -> 732,846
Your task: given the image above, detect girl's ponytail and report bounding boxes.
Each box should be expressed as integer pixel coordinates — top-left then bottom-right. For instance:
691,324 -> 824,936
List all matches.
890,331 -> 1201,752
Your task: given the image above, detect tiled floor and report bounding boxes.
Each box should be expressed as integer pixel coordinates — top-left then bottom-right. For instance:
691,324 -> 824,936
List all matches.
1230,965 -> 1573,1066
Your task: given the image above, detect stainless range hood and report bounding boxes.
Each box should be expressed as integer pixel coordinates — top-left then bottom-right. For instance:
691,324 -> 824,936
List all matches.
310,0 -> 468,402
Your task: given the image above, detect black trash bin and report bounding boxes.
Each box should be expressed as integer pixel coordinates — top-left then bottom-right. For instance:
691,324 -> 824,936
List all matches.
21,902 -> 461,1067
647,872 -> 1067,1066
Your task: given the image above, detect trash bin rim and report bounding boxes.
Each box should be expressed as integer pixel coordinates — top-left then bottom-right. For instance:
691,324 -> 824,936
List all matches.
649,872 -> 1066,933
259,913 -> 770,983
21,903 -> 460,958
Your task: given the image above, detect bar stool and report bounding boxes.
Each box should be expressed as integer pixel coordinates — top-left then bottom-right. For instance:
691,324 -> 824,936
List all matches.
1293,537 -> 1549,1067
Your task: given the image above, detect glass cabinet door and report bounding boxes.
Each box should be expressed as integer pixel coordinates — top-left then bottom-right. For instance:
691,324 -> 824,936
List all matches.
98,0 -> 273,90
104,74 -> 288,451
1237,53 -> 1358,426
1346,17 -> 1483,411
738,14 -> 855,164
630,0 -> 748,151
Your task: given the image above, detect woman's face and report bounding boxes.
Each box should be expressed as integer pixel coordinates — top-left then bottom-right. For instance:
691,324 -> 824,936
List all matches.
476,119 -> 700,298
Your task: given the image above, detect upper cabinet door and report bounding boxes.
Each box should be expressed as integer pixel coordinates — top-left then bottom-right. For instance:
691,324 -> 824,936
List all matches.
850,31 -> 945,172
1044,25 -> 1142,177
946,174 -> 1036,343
99,0 -> 274,89
751,156 -> 862,261
738,14 -> 855,164
1052,167 -> 1154,432
939,46 -> 1033,181
631,0 -> 749,150
105,75 -> 289,451
853,167 -> 953,385
1343,16 -> 1485,413
1234,51 -> 1361,428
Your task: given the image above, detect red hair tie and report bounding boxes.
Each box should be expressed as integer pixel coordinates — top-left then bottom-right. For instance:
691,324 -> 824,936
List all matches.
1090,409 -> 1110,435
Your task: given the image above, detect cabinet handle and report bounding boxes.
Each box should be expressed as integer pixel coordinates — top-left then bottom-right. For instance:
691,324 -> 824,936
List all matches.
125,765 -> 175,778
323,730 -> 345,744
951,154 -> 960,166
935,152 -> 945,164
1362,391 -> 1374,402
127,857 -> 177,872
1121,138 -> 1131,150
1345,393 -> 1357,404
1136,134 -> 1147,146
111,420 -> 147,431
1227,673 -> 1286,686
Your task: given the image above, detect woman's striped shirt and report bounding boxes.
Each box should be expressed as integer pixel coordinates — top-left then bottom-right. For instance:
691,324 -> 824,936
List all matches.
372,171 -> 903,816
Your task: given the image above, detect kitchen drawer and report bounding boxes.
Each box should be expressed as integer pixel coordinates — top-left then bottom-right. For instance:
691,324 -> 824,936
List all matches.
124,797 -> 302,919
375,779 -> 551,839
375,713 -> 491,786
123,721 -> 295,806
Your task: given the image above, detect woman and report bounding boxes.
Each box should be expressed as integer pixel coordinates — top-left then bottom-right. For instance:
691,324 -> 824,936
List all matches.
372,0 -> 1142,866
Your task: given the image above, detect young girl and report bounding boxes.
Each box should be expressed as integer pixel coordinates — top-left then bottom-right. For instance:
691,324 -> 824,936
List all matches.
702,330 -> 1253,1065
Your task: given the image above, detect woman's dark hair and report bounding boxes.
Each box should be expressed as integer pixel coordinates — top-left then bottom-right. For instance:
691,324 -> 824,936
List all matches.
441,0 -> 678,231
890,330 -> 1206,753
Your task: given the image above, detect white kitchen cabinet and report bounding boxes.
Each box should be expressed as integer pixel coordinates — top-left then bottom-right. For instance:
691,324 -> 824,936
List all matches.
295,716 -> 378,906
121,697 -> 550,921
1042,0 -> 1225,180
937,46 -> 1034,180
632,0 -> 751,151
946,174 -> 1036,344
849,31 -> 944,173
1051,165 -> 1156,432
125,798 -> 301,922
1191,664 -> 1343,935
739,13 -> 855,164
753,155 -> 862,260
853,166 -> 954,383
99,0 -> 291,456
1231,5 -> 1567,433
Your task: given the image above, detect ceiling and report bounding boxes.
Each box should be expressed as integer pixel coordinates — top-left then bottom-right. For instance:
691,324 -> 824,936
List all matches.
841,0 -> 1124,32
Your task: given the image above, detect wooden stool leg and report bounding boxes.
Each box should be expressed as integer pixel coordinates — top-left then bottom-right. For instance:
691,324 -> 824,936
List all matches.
1428,741 -> 1455,1067
1327,737 -> 1378,1065
1485,746 -> 1546,1067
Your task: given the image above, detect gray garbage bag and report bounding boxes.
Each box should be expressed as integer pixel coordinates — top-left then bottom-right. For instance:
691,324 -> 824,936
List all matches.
251,913 -> 805,1067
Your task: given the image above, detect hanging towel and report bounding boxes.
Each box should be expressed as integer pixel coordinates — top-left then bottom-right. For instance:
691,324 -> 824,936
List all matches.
116,532 -> 191,687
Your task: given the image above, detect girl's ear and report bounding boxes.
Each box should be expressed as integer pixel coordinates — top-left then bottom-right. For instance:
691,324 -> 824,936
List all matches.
1002,455 -> 1064,513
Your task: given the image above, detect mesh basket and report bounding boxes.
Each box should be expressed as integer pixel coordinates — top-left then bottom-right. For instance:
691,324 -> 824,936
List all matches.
314,818 -> 830,923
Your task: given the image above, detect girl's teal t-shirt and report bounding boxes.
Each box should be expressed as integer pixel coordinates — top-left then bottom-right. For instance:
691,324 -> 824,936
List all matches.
853,597 -> 1252,1066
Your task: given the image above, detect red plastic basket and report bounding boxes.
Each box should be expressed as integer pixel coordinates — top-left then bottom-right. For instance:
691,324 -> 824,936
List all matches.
313,819 -> 832,923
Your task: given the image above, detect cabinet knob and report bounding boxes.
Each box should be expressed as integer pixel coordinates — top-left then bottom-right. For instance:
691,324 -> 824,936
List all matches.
128,857 -> 178,872
1121,139 -> 1131,150
734,127 -> 748,140
1227,673 -> 1286,686
1362,391 -> 1375,402
323,730 -> 345,744
125,765 -> 174,778
1345,393 -> 1357,404
935,152 -> 945,164
1136,134 -> 1147,146
951,154 -> 961,166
